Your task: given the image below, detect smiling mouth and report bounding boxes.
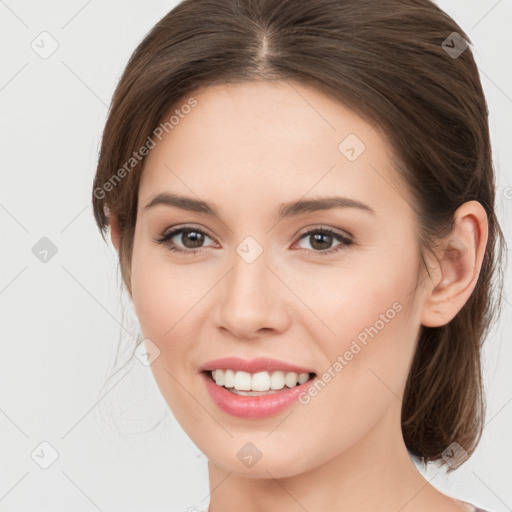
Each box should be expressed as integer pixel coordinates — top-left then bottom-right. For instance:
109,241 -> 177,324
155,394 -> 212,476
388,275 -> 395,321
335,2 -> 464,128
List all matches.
203,369 -> 317,396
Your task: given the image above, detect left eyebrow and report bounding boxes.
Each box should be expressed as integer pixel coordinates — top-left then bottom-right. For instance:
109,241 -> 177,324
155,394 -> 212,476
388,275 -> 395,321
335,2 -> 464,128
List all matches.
277,196 -> 375,219
143,192 -> 375,219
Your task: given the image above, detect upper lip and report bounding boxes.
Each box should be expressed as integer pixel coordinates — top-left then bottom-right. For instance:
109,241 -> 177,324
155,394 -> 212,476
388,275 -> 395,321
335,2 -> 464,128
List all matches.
199,357 -> 315,375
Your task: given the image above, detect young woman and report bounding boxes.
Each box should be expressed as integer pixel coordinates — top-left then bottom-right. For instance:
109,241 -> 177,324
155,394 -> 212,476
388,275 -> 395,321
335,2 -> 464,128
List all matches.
92,1 -> 506,510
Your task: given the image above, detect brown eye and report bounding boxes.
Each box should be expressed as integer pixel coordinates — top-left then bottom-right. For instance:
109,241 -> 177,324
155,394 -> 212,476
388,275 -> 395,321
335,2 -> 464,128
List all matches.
155,226 -> 216,253
307,232 -> 335,251
295,228 -> 352,255
177,229 -> 206,249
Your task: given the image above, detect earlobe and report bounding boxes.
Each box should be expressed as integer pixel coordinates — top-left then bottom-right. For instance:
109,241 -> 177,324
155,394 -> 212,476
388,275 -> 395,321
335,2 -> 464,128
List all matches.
420,201 -> 488,328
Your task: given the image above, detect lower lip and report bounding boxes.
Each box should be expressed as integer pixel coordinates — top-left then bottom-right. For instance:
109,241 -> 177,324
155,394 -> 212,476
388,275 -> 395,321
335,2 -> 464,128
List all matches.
201,371 -> 316,419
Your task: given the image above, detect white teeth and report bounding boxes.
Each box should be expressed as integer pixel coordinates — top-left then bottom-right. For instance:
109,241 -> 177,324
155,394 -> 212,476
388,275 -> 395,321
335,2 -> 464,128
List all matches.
285,372 -> 298,388
223,369 -> 235,388
234,371 -> 252,390
211,369 -> 312,392
298,372 -> 309,385
212,369 -> 223,386
252,371 -> 270,391
270,370 -> 285,389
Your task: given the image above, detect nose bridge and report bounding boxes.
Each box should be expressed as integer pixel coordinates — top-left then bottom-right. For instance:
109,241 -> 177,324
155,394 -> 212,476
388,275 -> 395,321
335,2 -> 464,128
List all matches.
214,236 -> 288,338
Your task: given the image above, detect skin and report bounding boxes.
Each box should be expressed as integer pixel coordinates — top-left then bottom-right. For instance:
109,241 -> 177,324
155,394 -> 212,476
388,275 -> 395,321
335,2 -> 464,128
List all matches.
110,80 -> 488,512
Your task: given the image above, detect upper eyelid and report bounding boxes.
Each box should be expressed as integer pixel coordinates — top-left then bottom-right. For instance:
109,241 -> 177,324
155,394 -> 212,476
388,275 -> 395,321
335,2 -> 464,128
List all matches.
161,224 -> 216,242
296,225 -> 352,240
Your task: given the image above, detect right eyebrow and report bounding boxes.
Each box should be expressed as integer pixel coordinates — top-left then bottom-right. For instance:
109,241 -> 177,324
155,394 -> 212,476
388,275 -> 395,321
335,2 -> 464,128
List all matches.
143,192 -> 219,216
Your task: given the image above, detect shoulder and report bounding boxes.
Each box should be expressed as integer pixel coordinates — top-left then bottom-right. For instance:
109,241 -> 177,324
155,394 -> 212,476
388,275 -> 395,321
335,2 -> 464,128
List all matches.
460,500 -> 493,512
467,505 -> 493,512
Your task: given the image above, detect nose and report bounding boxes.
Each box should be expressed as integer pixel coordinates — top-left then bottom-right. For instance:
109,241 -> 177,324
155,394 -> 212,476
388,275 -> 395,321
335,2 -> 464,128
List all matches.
212,245 -> 291,341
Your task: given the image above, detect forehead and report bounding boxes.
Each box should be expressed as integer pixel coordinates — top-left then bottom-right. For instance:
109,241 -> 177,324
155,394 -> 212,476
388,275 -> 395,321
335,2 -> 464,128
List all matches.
148,80 -> 377,157
138,80 -> 408,216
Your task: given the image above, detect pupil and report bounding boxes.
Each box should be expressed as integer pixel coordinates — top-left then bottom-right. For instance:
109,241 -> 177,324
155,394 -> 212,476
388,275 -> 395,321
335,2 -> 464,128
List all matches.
311,232 -> 332,250
183,230 -> 204,248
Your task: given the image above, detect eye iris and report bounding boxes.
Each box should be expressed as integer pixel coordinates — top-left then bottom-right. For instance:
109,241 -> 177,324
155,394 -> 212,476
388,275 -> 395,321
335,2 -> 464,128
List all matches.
310,232 -> 333,250
181,230 -> 204,248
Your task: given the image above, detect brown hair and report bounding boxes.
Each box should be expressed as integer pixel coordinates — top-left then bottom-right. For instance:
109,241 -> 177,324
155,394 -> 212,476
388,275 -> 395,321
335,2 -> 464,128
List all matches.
91,0 -> 506,470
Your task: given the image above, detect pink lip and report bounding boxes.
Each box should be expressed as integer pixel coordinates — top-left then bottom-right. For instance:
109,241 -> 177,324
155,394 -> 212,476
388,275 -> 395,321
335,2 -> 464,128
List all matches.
201,371 -> 317,419
199,357 -> 314,374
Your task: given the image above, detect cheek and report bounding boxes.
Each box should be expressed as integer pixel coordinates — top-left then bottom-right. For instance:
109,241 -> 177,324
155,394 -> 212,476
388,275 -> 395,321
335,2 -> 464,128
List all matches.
130,241 -> 203,339
298,248 -> 418,336
129,244 -> 204,418
294,251 -> 421,397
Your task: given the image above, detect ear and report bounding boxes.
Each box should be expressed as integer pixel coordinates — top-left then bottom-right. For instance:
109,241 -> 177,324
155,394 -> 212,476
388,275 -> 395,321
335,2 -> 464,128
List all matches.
109,214 -> 121,253
420,200 -> 488,327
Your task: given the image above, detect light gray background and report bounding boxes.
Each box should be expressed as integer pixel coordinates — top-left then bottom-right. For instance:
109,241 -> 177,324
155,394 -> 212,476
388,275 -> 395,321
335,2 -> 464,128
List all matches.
0,1 -> 511,511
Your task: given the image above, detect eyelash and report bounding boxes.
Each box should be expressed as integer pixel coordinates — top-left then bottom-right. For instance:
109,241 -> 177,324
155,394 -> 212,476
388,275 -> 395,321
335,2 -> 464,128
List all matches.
154,225 -> 353,257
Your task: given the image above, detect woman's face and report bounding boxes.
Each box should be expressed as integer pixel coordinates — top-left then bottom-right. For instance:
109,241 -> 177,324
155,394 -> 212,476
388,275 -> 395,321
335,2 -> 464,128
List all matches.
129,80 -> 429,477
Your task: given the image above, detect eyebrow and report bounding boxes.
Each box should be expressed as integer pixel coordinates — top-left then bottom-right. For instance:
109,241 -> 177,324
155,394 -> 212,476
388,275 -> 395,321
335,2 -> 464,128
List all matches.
143,192 -> 375,219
